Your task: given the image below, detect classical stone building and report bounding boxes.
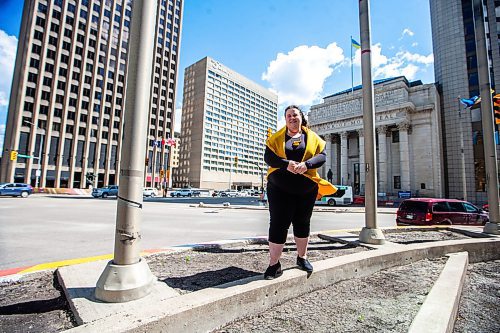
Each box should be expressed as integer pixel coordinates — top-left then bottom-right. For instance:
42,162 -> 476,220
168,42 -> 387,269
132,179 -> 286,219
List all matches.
309,76 -> 444,198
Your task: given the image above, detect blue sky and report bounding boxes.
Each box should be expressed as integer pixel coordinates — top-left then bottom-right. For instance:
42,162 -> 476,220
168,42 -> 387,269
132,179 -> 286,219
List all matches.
0,0 -> 434,148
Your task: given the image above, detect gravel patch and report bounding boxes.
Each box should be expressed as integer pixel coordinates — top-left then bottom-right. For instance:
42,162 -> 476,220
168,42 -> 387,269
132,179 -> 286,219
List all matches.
214,258 -> 447,333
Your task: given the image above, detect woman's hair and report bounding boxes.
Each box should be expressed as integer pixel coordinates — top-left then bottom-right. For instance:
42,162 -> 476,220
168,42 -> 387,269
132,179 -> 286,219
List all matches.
284,105 -> 308,127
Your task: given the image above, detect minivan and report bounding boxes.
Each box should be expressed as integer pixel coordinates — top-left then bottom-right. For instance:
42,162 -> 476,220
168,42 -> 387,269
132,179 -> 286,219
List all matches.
396,198 -> 488,226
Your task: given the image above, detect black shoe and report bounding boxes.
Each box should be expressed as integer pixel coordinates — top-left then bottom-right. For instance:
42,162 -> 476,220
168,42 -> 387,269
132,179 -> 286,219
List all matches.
297,256 -> 313,273
264,262 -> 283,280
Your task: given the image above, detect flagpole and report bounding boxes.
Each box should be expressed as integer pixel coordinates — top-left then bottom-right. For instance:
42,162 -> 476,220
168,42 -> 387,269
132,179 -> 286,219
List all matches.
457,97 -> 468,201
351,36 -> 354,93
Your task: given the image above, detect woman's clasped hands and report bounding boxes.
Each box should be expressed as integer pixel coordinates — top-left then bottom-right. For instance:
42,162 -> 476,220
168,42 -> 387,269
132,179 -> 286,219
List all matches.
287,160 -> 307,175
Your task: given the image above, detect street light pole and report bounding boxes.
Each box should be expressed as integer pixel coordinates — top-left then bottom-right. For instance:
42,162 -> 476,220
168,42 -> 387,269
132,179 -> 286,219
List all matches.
472,0 -> 499,234
457,98 -> 468,201
25,120 -> 43,188
358,0 -> 385,245
95,0 -> 158,302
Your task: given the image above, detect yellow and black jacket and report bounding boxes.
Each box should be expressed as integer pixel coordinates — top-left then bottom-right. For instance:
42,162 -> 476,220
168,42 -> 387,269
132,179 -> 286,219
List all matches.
266,126 -> 337,198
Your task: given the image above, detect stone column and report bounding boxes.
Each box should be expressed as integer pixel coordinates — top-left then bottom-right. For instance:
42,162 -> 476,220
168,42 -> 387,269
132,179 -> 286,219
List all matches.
332,135 -> 340,183
340,132 -> 348,185
377,125 -> 388,194
398,121 -> 411,191
324,134 -> 332,179
357,129 -> 365,193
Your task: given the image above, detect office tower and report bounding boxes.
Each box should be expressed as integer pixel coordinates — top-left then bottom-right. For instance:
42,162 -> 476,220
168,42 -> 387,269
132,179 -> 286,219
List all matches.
0,0 -> 183,189
175,57 -> 278,190
430,0 -> 500,202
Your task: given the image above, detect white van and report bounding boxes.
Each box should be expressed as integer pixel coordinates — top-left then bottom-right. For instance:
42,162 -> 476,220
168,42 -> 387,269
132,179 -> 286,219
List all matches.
315,185 -> 353,206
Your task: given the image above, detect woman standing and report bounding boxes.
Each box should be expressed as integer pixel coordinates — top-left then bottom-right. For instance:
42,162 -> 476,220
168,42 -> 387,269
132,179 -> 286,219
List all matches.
263,105 -> 336,279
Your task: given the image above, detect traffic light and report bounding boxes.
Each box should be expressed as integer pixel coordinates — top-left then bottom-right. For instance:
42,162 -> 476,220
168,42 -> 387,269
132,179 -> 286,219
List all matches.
267,128 -> 272,139
494,94 -> 500,125
145,157 -> 149,166
160,169 -> 164,178
10,150 -> 18,161
234,156 -> 238,167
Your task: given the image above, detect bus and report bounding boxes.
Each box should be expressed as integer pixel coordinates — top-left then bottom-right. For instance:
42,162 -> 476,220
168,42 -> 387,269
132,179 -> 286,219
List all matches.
315,185 -> 353,206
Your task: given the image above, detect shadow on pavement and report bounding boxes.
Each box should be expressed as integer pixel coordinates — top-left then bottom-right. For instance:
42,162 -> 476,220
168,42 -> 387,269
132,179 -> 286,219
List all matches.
162,266 -> 261,292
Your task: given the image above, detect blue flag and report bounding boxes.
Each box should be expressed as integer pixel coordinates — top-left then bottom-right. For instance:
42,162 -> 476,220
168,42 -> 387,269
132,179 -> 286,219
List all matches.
459,96 -> 480,108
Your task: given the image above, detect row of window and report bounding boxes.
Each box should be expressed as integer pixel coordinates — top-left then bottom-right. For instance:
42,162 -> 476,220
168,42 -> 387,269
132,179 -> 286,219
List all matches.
17,131 -> 119,169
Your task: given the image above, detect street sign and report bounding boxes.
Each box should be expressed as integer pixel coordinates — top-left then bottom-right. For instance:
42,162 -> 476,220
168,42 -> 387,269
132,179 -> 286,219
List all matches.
398,191 -> 411,199
17,154 -> 33,159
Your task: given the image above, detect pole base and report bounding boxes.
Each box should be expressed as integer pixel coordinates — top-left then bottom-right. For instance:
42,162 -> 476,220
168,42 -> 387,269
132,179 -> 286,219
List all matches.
359,227 -> 386,245
483,222 -> 500,235
95,258 -> 156,303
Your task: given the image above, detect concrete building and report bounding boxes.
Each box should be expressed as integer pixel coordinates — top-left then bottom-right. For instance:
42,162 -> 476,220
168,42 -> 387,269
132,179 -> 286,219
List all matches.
430,0 -> 500,203
174,57 -> 278,190
309,77 -> 444,198
0,0 -> 183,189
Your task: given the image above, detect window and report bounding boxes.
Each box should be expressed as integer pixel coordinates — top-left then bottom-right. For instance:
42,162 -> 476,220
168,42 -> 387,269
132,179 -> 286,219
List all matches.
25,87 -> 36,98
463,203 -> 479,213
391,130 -> 399,143
36,16 -> 46,27
394,176 -> 401,189
30,58 -> 40,69
32,44 -> 42,55
448,202 -> 465,212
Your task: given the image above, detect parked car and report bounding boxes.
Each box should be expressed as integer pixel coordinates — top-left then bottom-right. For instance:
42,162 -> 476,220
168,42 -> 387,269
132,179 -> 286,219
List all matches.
92,185 -> 119,198
396,198 -> 488,226
0,183 -> 33,198
220,189 -> 239,197
143,187 -> 159,197
170,188 -> 200,197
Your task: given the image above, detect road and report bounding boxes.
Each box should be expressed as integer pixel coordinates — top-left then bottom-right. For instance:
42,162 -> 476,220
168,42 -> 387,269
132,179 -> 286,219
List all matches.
0,195 -> 396,270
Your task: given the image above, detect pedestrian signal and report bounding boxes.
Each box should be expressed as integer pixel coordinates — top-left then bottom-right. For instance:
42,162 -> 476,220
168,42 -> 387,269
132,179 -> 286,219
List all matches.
10,150 -> 18,161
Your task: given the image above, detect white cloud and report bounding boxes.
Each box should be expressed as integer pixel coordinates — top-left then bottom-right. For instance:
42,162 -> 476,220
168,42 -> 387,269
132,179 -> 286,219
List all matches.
0,30 -> 18,106
400,28 -> 414,40
411,42 -> 418,47
353,44 -> 433,81
0,123 -> 5,153
262,43 -> 345,108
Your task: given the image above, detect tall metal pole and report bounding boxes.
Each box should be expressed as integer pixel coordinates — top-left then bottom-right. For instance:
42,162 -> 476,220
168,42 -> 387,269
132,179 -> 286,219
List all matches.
458,100 -> 468,201
472,0 -> 500,234
358,0 -> 385,244
25,120 -> 43,188
95,0 -> 158,302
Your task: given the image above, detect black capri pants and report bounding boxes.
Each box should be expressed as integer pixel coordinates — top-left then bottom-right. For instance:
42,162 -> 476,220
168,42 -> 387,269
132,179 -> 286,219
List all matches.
267,183 -> 318,244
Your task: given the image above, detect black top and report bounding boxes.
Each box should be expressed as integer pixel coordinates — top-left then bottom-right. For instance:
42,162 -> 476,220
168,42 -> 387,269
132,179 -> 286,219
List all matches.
265,132 -> 326,195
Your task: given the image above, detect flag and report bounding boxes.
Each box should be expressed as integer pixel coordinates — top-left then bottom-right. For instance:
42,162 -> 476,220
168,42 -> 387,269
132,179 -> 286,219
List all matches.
351,38 -> 361,49
459,96 -> 480,108
166,138 -> 177,147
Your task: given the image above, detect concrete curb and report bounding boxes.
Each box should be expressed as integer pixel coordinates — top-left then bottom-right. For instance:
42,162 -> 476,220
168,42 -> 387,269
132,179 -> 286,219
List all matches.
408,252 -> 469,333
63,237 -> 500,332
